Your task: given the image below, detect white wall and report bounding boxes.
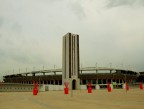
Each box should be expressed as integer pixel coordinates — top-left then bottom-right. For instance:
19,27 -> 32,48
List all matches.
96,84 -> 100,90
80,85 -> 87,90
0,83 -> 43,92
45,85 -> 64,91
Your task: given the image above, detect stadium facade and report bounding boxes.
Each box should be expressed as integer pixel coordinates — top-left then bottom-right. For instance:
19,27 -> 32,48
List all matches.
2,33 -> 141,91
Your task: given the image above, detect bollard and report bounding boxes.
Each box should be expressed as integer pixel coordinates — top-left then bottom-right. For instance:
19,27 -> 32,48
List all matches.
140,82 -> 143,90
33,87 -> 37,95
107,83 -> 111,92
88,86 -> 92,93
33,81 -> 39,95
64,82 -> 69,94
126,82 -> 129,91
88,82 -> 92,93
64,87 -> 69,94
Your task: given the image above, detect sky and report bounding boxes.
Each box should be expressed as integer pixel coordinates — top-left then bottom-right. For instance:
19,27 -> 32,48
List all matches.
0,0 -> 144,80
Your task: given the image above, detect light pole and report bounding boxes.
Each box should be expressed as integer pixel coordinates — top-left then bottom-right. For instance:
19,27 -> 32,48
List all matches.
125,70 -> 127,93
96,63 -> 98,84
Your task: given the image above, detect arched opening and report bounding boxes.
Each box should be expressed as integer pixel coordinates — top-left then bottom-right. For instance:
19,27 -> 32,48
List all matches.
72,79 -> 76,90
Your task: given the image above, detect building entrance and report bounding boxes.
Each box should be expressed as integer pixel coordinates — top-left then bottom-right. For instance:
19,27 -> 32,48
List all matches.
72,80 -> 76,90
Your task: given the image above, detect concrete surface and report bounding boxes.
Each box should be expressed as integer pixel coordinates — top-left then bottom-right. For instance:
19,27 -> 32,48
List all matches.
0,88 -> 144,109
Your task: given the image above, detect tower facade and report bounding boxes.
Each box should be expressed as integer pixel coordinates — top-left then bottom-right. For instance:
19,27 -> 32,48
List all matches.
62,33 -> 80,90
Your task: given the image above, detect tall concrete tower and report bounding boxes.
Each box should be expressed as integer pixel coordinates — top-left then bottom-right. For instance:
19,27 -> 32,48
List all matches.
62,33 -> 80,90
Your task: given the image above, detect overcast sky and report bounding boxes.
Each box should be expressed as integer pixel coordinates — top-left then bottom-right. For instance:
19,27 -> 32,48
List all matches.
0,0 -> 144,80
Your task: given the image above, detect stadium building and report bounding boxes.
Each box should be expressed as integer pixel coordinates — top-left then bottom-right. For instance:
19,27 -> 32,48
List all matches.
1,33 -> 140,91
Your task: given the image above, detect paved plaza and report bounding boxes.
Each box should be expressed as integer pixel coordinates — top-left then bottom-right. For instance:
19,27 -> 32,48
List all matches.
0,89 -> 144,109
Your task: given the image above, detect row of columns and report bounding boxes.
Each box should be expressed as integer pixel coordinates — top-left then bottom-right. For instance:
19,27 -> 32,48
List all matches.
6,78 -> 133,85
80,79 -> 126,85
19,80 -> 62,85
